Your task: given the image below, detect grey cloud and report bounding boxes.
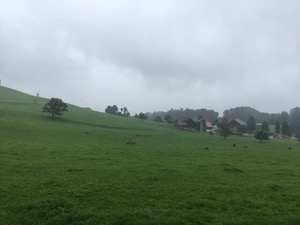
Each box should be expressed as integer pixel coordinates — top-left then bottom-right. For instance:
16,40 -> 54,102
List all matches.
1,0 -> 299,114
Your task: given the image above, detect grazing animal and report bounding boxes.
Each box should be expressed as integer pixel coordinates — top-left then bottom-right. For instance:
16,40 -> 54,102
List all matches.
126,141 -> 136,145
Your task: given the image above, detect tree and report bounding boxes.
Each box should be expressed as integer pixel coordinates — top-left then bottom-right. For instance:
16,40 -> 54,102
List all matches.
261,121 -> 270,132
219,118 -> 230,140
255,130 -> 269,143
154,116 -> 163,122
275,121 -> 281,134
42,98 -> 68,119
282,121 -> 291,136
120,107 -> 130,117
105,105 -> 118,115
164,115 -> 173,124
290,107 -> 300,134
247,116 -> 256,132
279,111 -> 290,123
139,113 -> 148,120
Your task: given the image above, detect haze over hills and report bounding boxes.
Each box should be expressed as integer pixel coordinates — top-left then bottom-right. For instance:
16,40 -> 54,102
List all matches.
1,85 -> 298,126
0,85 -> 173,133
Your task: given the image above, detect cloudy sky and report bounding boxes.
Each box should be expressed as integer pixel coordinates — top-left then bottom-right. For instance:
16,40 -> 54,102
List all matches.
1,0 -> 299,115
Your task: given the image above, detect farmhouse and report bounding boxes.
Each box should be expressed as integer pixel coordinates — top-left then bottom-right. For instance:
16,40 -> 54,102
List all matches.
205,121 -> 214,130
229,119 -> 247,129
175,118 -> 214,131
175,121 -> 189,129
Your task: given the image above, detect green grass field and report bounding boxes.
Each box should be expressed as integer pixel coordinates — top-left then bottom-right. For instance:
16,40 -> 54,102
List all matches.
1,86 -> 300,225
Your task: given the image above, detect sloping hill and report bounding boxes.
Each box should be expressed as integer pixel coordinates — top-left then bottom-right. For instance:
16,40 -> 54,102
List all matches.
1,86 -> 300,225
0,85 -> 173,134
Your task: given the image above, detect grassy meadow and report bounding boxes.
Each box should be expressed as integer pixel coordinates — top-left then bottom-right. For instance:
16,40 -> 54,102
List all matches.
1,86 -> 300,225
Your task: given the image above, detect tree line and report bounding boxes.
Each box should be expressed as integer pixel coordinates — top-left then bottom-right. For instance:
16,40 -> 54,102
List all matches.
41,98 -> 300,137
223,106 -> 290,124
223,106 -> 300,136
146,108 -> 219,122
105,105 -> 130,117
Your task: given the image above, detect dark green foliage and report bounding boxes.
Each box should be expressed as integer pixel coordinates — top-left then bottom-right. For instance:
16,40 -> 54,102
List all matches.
154,116 -> 163,122
275,121 -> 281,134
282,121 -> 291,136
219,118 -> 230,140
185,118 -> 196,129
261,121 -> 270,132
247,116 -> 256,132
290,107 -> 300,133
139,112 -> 147,120
120,107 -> 130,117
105,105 -> 130,117
148,108 -> 218,121
105,105 -> 119,115
224,106 -> 279,123
42,98 -> 68,118
164,115 -> 173,124
279,111 -> 290,123
255,130 -> 269,143
212,118 -> 221,127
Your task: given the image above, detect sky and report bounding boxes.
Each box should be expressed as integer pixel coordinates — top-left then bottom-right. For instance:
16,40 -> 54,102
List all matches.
1,0 -> 299,116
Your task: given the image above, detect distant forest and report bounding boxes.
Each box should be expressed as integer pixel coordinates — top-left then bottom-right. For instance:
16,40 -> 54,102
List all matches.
146,108 -> 219,122
223,106 -> 290,124
146,106 -> 300,134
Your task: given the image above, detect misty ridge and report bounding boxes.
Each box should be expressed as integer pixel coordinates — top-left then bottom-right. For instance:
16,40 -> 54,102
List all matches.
146,106 -> 300,132
103,102 -> 300,136
146,106 -> 297,124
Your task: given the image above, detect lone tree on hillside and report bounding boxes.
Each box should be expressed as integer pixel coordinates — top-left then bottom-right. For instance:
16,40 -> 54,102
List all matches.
42,98 -> 68,119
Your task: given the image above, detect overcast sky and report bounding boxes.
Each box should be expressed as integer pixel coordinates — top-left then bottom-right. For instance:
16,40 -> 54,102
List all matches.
1,0 -> 299,115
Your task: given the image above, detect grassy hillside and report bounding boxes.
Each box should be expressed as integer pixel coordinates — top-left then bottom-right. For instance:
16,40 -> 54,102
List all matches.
1,86 -> 300,225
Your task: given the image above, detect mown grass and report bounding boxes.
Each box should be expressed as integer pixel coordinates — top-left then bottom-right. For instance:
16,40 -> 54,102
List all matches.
1,86 -> 300,225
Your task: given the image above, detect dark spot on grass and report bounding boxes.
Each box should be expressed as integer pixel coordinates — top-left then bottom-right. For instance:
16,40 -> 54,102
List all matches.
198,164 -> 209,168
223,168 -> 244,173
147,176 -> 160,183
66,168 -> 82,172
80,157 -> 98,161
270,184 -> 282,191
219,163 -> 232,167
